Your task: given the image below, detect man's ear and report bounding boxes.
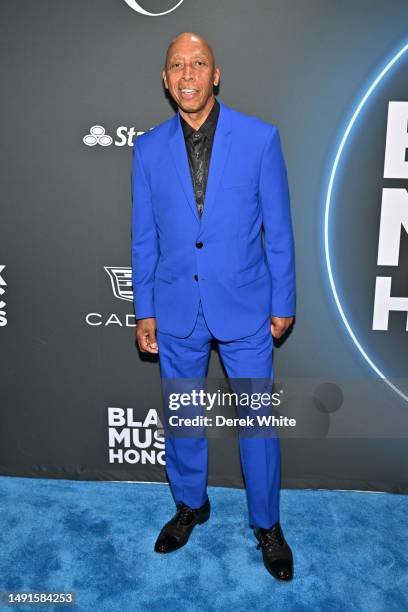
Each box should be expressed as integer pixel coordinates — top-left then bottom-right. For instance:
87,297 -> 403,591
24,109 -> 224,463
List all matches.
213,66 -> 221,87
162,69 -> 168,89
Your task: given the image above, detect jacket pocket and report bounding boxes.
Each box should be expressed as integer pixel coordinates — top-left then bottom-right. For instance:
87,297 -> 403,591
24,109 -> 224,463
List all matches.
154,262 -> 174,283
233,259 -> 269,287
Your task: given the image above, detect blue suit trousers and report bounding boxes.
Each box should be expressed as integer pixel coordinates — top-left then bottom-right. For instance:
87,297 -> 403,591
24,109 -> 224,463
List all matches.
156,299 -> 281,529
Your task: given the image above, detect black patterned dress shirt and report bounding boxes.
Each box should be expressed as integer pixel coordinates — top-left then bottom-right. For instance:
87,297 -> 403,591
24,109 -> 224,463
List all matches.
179,98 -> 220,219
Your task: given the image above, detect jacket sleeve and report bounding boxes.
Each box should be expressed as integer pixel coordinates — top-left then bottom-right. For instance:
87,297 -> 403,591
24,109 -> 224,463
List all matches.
259,126 -> 296,317
131,138 -> 159,319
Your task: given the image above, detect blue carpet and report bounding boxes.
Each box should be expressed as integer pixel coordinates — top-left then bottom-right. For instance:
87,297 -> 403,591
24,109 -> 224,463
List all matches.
0,476 -> 407,611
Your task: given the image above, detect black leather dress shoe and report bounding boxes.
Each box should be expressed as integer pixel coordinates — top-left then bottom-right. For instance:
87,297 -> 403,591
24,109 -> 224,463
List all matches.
254,522 -> 293,581
154,498 -> 211,553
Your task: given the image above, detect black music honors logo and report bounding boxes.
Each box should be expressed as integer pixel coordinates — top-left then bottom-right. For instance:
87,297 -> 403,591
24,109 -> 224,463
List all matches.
372,101 -> 408,331
108,407 -> 165,465
325,43 -> 408,399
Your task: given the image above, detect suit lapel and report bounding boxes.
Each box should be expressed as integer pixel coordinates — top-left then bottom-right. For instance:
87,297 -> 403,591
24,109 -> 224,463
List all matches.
199,99 -> 232,234
168,112 -> 200,223
168,98 -> 233,229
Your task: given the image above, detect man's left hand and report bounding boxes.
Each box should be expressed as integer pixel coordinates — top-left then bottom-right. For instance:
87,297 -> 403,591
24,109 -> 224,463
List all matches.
270,316 -> 294,339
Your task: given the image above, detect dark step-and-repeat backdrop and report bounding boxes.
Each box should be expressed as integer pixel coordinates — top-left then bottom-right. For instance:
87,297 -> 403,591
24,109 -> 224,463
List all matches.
1,0 -> 408,493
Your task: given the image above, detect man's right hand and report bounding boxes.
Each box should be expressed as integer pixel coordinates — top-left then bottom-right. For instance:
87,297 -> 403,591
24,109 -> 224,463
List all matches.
136,317 -> 159,354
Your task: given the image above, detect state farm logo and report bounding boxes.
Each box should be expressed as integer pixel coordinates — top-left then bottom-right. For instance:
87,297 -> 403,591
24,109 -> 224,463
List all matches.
324,41 -> 408,401
83,125 -> 112,147
85,266 -> 135,328
123,0 -> 184,16
0,265 -> 6,327
82,125 -> 150,147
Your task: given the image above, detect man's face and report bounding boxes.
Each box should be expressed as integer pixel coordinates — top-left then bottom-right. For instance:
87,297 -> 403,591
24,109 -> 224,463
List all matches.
162,35 -> 220,114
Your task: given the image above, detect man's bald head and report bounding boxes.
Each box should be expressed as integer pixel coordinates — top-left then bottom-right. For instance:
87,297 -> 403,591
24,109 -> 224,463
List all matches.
165,32 -> 216,70
162,31 -> 220,122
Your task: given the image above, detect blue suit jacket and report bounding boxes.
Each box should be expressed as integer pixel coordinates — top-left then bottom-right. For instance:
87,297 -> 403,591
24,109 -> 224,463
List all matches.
131,98 -> 296,341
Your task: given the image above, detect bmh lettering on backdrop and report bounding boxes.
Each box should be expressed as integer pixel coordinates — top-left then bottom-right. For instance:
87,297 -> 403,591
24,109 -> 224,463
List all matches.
123,0 -> 184,17
0,265 -> 7,327
372,101 -> 408,331
108,407 -> 165,465
324,43 -> 408,401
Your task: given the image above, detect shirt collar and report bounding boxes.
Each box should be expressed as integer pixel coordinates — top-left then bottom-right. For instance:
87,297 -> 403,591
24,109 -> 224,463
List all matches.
180,98 -> 220,140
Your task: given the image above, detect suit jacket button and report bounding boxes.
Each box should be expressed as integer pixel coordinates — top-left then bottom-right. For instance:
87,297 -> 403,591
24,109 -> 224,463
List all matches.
194,274 -> 198,281
195,241 -> 203,249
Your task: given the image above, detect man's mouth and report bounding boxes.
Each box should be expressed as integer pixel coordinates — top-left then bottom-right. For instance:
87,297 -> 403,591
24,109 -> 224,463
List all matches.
179,88 -> 199,99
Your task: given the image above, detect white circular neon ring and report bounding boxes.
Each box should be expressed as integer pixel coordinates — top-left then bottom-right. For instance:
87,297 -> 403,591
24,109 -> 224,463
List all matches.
324,40 -> 408,403
123,0 -> 184,16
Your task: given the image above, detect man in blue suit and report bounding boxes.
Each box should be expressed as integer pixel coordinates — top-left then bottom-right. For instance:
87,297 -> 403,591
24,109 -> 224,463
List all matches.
131,32 -> 296,581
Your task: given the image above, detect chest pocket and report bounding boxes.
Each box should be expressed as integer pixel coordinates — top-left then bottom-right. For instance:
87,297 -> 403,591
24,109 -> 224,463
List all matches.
220,178 -> 257,190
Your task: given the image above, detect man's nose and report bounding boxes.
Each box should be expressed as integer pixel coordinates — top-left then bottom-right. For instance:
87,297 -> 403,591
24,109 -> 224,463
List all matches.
182,63 -> 193,80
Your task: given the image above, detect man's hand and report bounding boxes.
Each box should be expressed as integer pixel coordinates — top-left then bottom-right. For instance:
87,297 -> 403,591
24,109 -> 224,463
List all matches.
270,316 -> 294,339
136,317 -> 159,353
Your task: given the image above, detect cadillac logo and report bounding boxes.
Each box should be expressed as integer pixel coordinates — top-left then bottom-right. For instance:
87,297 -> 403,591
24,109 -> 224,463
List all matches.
105,266 -> 133,302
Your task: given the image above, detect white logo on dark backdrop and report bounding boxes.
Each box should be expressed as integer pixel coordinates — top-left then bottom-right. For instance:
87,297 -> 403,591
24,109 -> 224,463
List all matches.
105,267 -> 133,302
123,0 -> 184,16
324,41 -> 408,402
108,407 -> 165,465
83,125 -> 113,147
85,266 -> 135,327
373,101 -> 408,331
83,125 -> 148,147
0,265 -> 7,327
